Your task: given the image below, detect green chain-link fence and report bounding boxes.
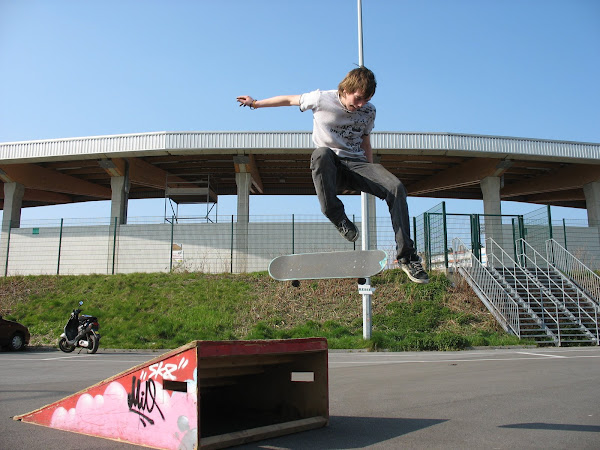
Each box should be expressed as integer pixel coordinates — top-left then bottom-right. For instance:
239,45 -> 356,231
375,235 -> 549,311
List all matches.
2,206 -> 599,276
414,203 -> 600,271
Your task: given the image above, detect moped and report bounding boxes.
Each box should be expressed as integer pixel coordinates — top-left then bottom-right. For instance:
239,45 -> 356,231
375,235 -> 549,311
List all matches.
58,301 -> 100,354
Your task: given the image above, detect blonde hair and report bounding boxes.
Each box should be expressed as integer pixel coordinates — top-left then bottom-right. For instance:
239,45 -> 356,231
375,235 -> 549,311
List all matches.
338,66 -> 377,99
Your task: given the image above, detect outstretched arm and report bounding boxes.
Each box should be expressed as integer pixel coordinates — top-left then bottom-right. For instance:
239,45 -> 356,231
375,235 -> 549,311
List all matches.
237,94 -> 301,109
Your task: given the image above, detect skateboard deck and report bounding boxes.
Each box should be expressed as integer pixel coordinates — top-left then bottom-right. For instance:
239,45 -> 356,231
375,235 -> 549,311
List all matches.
268,249 -> 388,281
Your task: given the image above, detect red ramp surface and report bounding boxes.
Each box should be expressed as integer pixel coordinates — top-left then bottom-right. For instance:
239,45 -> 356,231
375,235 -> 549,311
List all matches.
15,338 -> 329,449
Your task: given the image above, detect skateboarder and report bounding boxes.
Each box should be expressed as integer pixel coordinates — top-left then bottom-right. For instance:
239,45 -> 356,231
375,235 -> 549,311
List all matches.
237,67 -> 428,284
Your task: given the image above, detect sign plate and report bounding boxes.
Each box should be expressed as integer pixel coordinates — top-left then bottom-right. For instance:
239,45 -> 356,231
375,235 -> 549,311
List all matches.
358,284 -> 375,295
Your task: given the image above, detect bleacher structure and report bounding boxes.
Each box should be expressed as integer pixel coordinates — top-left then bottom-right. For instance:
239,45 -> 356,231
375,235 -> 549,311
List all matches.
411,201 -> 600,346
452,237 -> 600,346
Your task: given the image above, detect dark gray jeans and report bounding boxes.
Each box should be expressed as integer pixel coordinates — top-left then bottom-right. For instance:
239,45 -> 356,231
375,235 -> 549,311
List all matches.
310,147 -> 415,260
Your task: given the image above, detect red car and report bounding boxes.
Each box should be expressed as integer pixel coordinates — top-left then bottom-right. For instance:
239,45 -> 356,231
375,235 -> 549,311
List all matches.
0,316 -> 30,351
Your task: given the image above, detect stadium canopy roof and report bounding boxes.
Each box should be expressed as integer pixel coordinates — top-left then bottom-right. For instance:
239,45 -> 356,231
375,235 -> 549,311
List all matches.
1,131 -> 599,210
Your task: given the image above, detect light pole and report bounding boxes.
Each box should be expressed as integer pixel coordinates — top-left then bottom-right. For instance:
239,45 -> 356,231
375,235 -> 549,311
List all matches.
357,0 -> 374,340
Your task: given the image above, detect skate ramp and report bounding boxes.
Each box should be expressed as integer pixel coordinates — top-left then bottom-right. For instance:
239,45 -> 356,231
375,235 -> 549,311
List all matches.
15,338 -> 329,449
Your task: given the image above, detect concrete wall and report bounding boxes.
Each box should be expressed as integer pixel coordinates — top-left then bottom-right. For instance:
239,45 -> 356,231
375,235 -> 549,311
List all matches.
2,221 -> 360,276
2,220 -> 599,276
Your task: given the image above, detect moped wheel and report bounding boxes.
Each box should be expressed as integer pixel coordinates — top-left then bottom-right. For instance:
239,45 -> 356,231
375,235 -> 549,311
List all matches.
58,337 -> 75,353
87,334 -> 99,354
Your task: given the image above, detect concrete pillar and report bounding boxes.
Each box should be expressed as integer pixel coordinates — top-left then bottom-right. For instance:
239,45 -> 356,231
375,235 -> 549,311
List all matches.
2,182 -> 24,231
110,176 -> 130,225
583,181 -> 600,227
366,194 -> 377,249
480,176 -> 504,253
583,181 -> 600,251
236,172 -> 251,220
1,182 -> 25,276
235,172 -> 252,273
365,154 -> 379,250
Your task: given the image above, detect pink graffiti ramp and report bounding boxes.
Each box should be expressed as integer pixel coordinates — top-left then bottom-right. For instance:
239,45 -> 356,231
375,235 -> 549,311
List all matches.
15,342 -> 199,449
14,338 -> 329,450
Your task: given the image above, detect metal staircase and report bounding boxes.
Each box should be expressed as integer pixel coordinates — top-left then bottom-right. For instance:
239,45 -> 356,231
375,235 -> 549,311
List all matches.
516,239 -> 599,345
451,238 -> 522,337
485,265 -> 554,344
452,237 -> 599,346
546,238 -> 600,304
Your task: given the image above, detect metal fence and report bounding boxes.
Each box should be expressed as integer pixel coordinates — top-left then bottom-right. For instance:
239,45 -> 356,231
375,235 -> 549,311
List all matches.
0,215 -> 400,276
2,206 -> 599,276
414,203 -> 600,271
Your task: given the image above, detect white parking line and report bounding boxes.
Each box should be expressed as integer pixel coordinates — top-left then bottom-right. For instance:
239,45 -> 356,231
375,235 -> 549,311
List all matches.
517,351 -> 566,358
37,354 -> 105,361
329,351 -> 600,367
0,354 -> 153,363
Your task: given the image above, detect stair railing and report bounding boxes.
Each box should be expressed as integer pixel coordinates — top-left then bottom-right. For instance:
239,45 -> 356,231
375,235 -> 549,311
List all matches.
546,238 -> 600,305
519,239 -> 599,344
452,237 -> 521,337
487,237 -> 562,345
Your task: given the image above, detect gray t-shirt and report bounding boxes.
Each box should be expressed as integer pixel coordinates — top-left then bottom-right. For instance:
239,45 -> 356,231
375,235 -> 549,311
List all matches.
299,89 -> 376,161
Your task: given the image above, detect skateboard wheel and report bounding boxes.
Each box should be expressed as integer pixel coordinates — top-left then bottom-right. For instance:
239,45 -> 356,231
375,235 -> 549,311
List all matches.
357,278 -> 367,285
291,280 -> 300,288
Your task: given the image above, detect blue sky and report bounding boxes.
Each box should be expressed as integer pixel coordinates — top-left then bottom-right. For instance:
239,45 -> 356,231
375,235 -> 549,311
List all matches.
1,0 -> 598,222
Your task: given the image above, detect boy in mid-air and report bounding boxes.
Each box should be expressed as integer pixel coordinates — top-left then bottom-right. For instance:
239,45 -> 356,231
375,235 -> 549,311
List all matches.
237,66 -> 428,284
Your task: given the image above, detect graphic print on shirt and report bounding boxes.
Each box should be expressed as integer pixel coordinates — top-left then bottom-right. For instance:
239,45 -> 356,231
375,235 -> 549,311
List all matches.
328,104 -> 375,156
300,89 -> 376,160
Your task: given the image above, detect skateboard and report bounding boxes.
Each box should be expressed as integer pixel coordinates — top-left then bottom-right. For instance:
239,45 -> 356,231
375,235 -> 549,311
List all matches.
268,249 -> 388,285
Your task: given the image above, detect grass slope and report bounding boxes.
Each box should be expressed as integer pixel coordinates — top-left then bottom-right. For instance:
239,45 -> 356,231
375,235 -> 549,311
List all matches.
0,270 -> 527,351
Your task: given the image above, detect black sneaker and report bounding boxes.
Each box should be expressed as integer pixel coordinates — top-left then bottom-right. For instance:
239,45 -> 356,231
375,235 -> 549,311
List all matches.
335,217 -> 359,242
398,254 -> 429,284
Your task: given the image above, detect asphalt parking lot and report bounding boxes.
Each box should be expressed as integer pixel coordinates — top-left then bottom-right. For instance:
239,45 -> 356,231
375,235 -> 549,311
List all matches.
2,346 -> 600,449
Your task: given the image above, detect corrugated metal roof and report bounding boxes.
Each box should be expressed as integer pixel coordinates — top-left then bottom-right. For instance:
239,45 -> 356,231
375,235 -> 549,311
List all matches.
1,131 -> 599,163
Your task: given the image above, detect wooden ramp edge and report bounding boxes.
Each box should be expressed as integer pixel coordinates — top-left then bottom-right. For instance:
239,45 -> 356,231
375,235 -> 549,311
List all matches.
15,338 -> 329,450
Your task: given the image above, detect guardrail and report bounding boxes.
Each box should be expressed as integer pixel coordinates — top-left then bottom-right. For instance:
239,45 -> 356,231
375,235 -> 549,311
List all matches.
519,239 -> 599,344
487,238 -> 562,345
452,237 -> 521,337
546,238 -> 600,305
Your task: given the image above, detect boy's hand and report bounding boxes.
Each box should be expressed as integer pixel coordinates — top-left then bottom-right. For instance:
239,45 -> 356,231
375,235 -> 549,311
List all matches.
237,96 -> 255,107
